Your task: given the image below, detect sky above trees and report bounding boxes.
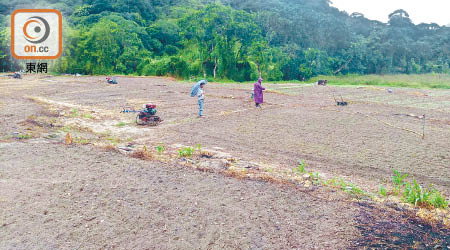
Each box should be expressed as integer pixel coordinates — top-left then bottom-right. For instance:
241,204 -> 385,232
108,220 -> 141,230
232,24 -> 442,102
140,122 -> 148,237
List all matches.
331,0 -> 450,25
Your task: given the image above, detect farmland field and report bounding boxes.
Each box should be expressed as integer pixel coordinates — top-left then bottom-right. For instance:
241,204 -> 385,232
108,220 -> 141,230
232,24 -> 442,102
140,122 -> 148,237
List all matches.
311,74 -> 450,89
1,75 -> 449,248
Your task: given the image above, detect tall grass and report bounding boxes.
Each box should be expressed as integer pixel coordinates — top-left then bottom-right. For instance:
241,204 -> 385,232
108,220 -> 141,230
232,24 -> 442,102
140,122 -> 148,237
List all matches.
193,73 -> 450,89
311,74 -> 450,89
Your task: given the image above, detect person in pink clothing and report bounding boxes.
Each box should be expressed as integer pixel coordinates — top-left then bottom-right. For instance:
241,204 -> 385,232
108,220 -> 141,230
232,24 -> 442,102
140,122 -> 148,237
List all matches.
253,77 -> 265,108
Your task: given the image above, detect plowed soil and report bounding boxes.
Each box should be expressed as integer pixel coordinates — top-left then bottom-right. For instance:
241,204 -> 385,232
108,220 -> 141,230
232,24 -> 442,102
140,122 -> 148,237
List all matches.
1,75 -> 449,249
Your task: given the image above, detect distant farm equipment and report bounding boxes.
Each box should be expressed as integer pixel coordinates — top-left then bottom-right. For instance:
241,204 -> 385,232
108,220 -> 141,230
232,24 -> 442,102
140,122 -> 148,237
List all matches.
0,72 -> 22,79
121,104 -> 162,126
13,72 -> 22,79
334,95 -> 348,106
106,77 -> 118,84
318,80 -> 327,86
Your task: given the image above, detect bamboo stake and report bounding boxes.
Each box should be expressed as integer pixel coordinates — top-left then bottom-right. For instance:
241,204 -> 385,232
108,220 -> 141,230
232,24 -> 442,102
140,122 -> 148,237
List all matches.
422,114 -> 426,139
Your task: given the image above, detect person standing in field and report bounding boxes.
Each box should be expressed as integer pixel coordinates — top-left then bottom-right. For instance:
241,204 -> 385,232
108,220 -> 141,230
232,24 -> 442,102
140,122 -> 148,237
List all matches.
191,80 -> 207,117
197,82 -> 206,117
254,77 -> 265,108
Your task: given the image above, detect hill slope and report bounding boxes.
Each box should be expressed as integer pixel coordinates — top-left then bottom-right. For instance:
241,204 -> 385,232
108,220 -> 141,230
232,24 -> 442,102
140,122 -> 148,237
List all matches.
0,0 -> 449,80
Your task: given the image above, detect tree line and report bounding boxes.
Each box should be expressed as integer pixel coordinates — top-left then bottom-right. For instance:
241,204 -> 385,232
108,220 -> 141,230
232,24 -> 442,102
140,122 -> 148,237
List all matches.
1,0 -> 449,81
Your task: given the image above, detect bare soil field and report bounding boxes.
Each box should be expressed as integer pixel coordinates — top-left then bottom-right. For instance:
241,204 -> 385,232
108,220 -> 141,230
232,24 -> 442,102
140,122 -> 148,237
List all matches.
1,75 -> 449,248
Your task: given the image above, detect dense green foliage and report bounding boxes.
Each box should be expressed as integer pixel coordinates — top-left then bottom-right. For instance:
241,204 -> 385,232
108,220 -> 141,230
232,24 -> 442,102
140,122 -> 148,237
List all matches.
1,0 -> 450,81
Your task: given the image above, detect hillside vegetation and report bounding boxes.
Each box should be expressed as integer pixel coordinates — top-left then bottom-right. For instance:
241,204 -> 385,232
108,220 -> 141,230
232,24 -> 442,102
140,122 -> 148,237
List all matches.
1,0 -> 449,81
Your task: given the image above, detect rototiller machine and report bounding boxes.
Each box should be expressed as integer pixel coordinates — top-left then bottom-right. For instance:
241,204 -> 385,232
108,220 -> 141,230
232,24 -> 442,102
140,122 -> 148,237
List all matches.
121,104 -> 162,126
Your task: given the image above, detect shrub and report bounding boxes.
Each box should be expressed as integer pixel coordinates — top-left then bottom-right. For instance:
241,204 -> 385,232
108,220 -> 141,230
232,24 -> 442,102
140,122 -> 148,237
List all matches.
17,134 -> 32,140
392,169 -> 408,194
156,145 -> 165,154
178,147 -> 194,157
403,179 -> 433,207
430,191 -> 449,209
379,184 -> 387,197
116,122 -> 127,127
295,160 -> 306,173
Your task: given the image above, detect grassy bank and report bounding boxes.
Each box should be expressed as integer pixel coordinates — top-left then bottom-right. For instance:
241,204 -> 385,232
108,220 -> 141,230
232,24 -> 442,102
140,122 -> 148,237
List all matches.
189,74 -> 450,89
310,74 -> 450,89
46,72 -> 450,89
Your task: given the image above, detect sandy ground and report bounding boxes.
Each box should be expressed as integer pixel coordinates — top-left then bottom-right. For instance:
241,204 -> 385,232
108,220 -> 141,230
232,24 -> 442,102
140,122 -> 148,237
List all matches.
0,74 -> 449,248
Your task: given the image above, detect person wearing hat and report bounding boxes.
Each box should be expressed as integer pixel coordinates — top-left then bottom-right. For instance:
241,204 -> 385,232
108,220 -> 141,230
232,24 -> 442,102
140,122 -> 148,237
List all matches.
254,77 -> 265,108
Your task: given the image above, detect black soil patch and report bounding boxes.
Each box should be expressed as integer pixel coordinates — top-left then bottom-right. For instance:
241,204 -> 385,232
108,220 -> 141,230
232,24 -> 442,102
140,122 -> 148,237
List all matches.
352,202 -> 450,249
